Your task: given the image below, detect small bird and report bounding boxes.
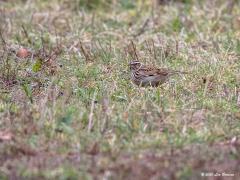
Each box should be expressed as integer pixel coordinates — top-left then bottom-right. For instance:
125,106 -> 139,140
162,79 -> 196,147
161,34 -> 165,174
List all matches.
129,60 -> 187,87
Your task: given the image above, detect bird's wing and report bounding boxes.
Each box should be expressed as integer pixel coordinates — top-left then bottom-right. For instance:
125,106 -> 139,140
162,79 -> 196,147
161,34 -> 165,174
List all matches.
138,67 -> 169,76
156,68 -> 169,76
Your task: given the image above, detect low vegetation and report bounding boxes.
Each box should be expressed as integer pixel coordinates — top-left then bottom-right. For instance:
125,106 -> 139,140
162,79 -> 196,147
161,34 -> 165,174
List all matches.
0,0 -> 240,179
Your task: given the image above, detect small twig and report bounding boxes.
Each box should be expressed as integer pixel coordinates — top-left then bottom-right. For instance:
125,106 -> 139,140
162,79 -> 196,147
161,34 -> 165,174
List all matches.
130,40 -> 139,61
175,40 -> 179,55
237,89 -> 240,107
22,25 -> 32,45
97,39 -> 107,57
0,29 -> 7,46
101,96 -> 109,133
133,18 -> 150,37
79,41 -> 92,62
88,91 -> 97,132
144,40 -> 151,54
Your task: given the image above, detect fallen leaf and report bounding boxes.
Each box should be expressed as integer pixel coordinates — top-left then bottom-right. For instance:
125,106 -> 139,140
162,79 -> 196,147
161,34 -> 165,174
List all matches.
0,131 -> 13,141
16,47 -> 29,58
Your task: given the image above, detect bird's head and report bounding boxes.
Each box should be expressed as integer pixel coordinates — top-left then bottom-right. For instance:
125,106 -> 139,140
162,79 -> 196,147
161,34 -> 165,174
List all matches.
129,60 -> 141,71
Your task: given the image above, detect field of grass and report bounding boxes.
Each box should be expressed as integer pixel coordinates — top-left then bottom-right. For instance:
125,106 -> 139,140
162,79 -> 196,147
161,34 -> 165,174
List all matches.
0,0 -> 240,179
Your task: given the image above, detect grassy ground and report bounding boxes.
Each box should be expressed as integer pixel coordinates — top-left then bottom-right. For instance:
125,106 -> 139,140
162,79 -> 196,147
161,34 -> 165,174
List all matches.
0,0 -> 240,179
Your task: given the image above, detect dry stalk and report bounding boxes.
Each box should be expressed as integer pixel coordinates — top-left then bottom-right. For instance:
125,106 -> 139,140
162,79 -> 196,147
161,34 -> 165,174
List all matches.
22,25 -> 33,45
127,40 -> 139,61
101,96 -> 109,133
88,90 -> 97,132
237,89 -> 240,107
79,41 -> 93,62
133,18 -> 150,37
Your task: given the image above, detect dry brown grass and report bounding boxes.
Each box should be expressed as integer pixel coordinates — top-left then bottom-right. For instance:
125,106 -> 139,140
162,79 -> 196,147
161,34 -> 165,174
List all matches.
0,0 -> 240,179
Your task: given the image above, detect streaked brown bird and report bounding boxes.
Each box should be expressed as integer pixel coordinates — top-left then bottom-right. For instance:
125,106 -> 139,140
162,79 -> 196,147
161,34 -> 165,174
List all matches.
129,60 -> 187,87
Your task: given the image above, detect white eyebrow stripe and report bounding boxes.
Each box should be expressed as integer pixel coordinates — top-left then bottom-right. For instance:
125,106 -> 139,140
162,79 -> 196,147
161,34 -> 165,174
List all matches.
130,62 -> 140,65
